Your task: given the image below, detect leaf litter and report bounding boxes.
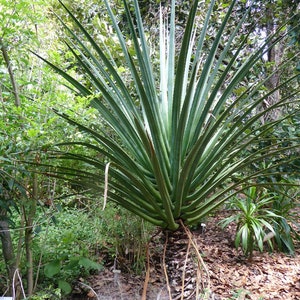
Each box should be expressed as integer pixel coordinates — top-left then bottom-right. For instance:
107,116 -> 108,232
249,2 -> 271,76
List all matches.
70,212 -> 300,300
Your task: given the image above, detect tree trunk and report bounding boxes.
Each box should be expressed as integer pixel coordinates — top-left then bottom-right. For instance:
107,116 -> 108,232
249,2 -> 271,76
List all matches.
0,38 -> 21,107
24,172 -> 38,296
261,6 -> 284,124
25,224 -> 34,296
145,226 -> 210,299
0,209 -> 17,295
0,209 -> 21,300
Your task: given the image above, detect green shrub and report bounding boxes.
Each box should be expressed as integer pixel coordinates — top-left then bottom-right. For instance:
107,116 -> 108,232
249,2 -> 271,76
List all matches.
33,207 -> 102,294
32,202 -> 153,294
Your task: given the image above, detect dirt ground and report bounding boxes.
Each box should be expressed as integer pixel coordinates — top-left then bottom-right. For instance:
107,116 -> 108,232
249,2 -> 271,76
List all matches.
70,213 -> 300,300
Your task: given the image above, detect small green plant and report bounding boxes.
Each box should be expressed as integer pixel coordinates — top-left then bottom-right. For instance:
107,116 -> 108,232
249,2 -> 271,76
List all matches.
220,187 -> 280,259
229,288 -> 250,300
44,256 -> 102,294
26,286 -> 62,300
270,189 -> 300,255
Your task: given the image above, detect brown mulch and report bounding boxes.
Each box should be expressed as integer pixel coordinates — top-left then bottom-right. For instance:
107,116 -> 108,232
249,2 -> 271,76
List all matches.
71,213 -> 300,300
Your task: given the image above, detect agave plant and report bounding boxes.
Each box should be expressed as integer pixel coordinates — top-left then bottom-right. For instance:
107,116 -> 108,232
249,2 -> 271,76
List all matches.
37,0 -> 299,232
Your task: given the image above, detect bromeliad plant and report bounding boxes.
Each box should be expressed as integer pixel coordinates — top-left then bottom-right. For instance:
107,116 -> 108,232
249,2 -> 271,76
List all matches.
219,187 -> 280,258
37,0 -> 300,231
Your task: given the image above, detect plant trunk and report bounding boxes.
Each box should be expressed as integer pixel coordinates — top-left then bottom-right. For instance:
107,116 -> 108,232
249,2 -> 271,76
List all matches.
261,6 -> 284,124
25,224 -> 34,296
145,226 -> 210,299
164,229 -> 199,299
0,38 -> 21,107
0,209 -> 16,290
24,173 -> 38,296
0,209 -> 22,299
